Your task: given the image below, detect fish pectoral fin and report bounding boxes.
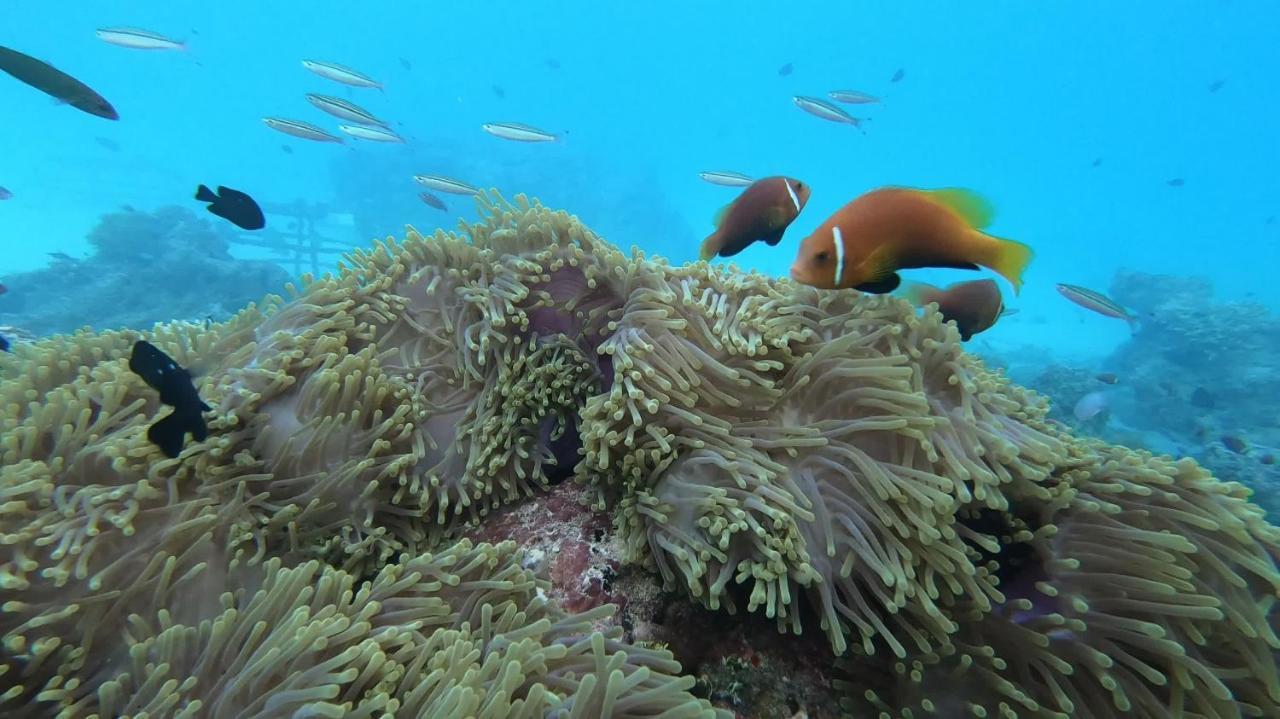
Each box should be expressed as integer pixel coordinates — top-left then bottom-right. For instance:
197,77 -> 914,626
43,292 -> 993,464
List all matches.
927,188 -> 996,228
855,249 -> 903,293
855,273 -> 902,294
763,227 -> 787,246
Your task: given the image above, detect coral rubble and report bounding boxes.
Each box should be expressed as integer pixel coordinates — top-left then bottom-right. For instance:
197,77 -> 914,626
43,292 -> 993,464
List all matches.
2,194 -> 1277,718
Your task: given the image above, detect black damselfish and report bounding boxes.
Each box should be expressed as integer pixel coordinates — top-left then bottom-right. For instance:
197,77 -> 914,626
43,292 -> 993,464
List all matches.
129,340 -> 211,458
195,184 -> 265,230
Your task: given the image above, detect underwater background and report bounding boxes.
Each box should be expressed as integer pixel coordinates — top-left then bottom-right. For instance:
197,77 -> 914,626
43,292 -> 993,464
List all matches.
3,3 -> 1280,718
5,0 -> 1277,507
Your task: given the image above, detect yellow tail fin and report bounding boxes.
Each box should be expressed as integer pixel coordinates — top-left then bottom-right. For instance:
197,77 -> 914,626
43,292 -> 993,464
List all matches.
983,235 -> 1034,295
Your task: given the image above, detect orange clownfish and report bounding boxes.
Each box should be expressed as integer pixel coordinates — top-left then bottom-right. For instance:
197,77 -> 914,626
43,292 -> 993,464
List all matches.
700,176 -> 811,260
901,278 -> 1004,341
788,187 -> 1034,294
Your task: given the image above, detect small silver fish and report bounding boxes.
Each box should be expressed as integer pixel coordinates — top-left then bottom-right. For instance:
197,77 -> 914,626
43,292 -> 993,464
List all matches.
413,174 -> 480,195
698,170 -> 755,187
301,59 -> 382,90
793,96 -> 864,127
828,89 -> 880,105
96,27 -> 185,51
338,124 -> 404,142
262,117 -> 344,143
481,122 -> 558,142
305,94 -> 387,126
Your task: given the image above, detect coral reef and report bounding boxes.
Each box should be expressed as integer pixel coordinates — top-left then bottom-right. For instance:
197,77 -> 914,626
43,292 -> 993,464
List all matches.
1011,271 -> 1280,522
2,194 -> 1278,718
1108,270 -> 1279,437
0,206 -> 290,336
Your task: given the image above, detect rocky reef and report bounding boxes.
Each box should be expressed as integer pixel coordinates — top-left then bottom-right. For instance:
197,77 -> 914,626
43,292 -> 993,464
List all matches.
0,205 -> 290,337
1,194 -> 1277,718
1012,270 -> 1280,522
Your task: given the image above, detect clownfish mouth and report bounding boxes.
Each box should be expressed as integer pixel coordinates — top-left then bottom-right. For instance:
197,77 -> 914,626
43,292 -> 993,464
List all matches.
789,266 -> 803,282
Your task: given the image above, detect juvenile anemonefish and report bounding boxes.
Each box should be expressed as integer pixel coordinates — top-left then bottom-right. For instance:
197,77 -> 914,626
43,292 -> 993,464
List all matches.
700,176 -> 811,261
788,187 -> 1034,294
901,278 -> 1004,340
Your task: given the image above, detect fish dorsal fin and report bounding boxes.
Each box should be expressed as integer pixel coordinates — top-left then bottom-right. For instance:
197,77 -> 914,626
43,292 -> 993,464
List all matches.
928,188 -> 995,228
712,202 -> 731,228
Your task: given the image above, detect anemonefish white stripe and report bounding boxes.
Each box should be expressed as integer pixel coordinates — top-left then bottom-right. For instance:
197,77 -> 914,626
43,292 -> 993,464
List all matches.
784,180 -> 801,212
832,226 -> 845,287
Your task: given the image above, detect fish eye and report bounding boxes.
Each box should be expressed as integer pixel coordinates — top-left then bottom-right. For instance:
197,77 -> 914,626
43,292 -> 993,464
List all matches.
815,251 -> 830,262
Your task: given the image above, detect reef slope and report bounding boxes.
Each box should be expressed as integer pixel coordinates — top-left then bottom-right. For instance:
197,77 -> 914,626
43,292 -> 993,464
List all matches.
2,194 -> 1277,718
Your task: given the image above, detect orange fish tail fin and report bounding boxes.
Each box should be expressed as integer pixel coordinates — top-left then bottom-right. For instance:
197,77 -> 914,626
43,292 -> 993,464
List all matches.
900,281 -> 940,307
982,234 -> 1034,295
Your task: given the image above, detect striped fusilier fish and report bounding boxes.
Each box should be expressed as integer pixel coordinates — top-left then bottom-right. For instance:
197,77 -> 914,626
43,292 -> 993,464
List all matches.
96,27 -> 185,51
827,89 -> 880,105
262,117 -> 344,143
698,170 -> 755,187
301,59 -> 382,90
793,96 -> 864,129
305,94 -> 387,126
481,122 -> 558,142
1055,284 -> 1139,329
413,175 -> 480,195
338,124 -> 404,142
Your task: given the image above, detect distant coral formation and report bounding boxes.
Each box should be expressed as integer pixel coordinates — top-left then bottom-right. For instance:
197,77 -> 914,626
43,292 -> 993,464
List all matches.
1017,271 -> 1280,522
1,194 -> 1277,718
1109,270 -> 1279,439
0,205 -> 289,336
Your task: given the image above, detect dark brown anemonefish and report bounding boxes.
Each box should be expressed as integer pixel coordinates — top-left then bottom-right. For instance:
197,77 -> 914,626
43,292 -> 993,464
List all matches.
901,278 -> 1004,340
700,176 -> 811,260
788,186 -> 1034,294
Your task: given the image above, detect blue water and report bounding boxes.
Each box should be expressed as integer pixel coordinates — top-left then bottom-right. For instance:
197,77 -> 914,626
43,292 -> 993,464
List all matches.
3,4 -> 1280,713
2,0 -> 1277,366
